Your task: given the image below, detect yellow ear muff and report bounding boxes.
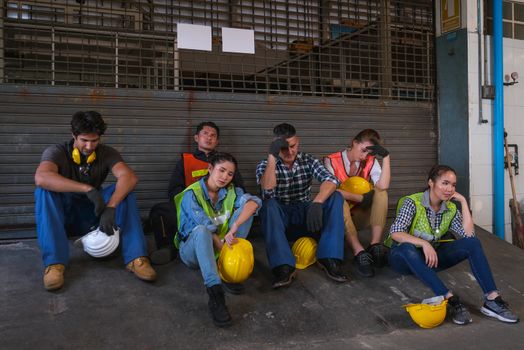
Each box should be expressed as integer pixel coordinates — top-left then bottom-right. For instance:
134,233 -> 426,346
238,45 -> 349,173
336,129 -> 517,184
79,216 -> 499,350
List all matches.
86,151 -> 96,164
72,147 -> 81,165
72,148 -> 96,165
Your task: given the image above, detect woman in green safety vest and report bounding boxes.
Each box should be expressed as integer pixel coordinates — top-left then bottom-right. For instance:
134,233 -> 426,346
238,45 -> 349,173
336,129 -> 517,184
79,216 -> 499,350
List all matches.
175,152 -> 261,328
386,165 -> 519,326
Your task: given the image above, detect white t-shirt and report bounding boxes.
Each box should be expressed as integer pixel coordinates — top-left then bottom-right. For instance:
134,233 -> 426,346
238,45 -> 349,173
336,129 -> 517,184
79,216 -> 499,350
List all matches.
324,149 -> 382,184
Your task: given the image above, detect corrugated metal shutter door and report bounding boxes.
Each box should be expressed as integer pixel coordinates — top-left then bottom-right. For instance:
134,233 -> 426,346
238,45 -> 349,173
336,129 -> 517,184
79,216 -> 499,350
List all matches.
0,85 -> 436,238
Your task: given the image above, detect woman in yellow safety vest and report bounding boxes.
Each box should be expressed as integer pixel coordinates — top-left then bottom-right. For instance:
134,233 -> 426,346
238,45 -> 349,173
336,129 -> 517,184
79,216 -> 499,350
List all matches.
386,164 -> 519,325
174,152 -> 261,328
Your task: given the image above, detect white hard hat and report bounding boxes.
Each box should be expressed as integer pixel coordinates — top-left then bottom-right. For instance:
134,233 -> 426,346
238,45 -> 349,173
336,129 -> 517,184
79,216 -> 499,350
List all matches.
75,227 -> 120,258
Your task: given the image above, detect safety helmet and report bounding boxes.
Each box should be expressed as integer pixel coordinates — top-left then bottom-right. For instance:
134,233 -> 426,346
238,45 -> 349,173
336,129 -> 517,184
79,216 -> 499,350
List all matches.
292,237 -> 317,269
218,238 -> 254,283
339,176 -> 373,195
404,299 -> 448,329
75,227 -> 120,258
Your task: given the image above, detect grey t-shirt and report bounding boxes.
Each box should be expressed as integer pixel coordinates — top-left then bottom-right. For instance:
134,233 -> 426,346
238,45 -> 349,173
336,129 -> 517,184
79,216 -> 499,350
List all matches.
41,141 -> 123,190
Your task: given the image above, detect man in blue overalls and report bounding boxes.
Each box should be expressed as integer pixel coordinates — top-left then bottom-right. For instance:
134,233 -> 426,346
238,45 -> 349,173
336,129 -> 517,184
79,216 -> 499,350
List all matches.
34,111 -> 156,291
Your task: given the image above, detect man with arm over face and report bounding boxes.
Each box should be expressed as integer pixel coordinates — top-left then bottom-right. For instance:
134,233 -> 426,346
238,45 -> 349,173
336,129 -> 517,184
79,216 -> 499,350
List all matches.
256,123 -> 347,289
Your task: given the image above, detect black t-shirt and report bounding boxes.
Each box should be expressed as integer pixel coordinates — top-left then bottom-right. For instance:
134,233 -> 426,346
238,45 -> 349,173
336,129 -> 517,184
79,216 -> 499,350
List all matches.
41,140 -> 123,190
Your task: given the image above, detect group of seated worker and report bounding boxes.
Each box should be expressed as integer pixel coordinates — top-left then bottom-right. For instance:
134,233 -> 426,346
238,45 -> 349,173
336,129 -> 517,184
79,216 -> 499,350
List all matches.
34,111 -> 519,328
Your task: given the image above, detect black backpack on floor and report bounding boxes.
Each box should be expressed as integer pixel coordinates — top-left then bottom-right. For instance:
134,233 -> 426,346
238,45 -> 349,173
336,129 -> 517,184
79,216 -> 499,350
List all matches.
148,201 -> 178,250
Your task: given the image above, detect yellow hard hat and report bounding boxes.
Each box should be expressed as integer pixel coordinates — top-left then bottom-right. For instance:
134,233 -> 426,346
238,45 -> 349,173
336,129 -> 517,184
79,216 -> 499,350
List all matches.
339,176 -> 373,195
404,299 -> 448,329
292,237 -> 317,269
218,238 -> 254,283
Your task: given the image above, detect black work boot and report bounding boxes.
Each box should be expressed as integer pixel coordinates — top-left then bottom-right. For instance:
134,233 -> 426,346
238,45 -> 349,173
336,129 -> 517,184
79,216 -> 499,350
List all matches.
272,264 -> 297,289
366,243 -> 388,268
206,284 -> 232,327
317,258 -> 348,283
355,250 -> 374,278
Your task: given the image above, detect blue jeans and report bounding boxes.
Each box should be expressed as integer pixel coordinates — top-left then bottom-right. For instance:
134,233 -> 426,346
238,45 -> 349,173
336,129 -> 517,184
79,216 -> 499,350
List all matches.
179,206 -> 253,287
388,237 -> 498,296
259,192 -> 345,269
35,185 -> 148,267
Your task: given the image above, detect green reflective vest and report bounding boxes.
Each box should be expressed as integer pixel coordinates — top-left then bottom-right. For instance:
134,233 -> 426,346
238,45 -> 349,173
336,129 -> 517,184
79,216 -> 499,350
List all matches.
174,180 -> 237,249
384,192 -> 457,248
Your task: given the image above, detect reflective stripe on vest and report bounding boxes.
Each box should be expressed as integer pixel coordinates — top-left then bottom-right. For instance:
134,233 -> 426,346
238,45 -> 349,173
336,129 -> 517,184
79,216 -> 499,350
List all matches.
182,153 -> 210,187
384,192 -> 457,248
174,180 -> 237,248
326,151 -> 375,182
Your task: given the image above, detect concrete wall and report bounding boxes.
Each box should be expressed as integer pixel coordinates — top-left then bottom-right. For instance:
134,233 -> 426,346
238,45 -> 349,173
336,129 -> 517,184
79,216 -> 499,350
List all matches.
466,0 -> 524,241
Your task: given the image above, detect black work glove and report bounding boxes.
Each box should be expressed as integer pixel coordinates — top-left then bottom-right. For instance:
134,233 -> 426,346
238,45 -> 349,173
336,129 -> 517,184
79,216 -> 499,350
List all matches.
86,188 -> 106,217
366,144 -> 389,158
269,138 -> 289,158
360,190 -> 375,209
307,202 -> 323,233
99,207 -> 116,235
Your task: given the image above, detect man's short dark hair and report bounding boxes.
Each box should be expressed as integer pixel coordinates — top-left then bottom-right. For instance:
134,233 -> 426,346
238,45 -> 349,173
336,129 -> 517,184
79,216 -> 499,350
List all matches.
273,123 -> 296,138
71,111 -> 107,136
195,121 -> 220,137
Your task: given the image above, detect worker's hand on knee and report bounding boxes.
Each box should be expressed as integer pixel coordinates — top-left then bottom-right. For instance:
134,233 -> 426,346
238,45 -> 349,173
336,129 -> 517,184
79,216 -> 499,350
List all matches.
99,207 -> 116,235
86,188 -> 106,216
360,190 -> 375,209
422,241 -> 438,268
307,202 -> 323,232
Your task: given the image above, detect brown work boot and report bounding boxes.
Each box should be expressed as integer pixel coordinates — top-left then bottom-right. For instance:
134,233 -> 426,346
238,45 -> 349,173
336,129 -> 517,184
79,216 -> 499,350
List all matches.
126,257 -> 157,282
43,264 -> 65,291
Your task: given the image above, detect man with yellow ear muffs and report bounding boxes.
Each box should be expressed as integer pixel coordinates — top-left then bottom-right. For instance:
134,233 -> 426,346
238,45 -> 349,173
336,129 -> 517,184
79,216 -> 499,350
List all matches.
34,111 -> 156,291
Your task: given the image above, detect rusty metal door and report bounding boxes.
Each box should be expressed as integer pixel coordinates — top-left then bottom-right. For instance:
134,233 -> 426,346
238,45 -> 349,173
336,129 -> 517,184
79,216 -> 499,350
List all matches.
0,85 -> 435,238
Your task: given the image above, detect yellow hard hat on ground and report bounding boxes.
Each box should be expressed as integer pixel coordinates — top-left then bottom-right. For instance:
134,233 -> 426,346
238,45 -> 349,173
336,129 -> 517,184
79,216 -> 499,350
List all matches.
292,237 -> 317,269
404,298 -> 448,329
339,176 -> 373,195
218,238 -> 254,283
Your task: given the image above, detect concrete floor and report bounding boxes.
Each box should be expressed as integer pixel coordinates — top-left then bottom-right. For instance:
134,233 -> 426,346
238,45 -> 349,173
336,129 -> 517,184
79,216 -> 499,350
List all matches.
1,227 -> 524,350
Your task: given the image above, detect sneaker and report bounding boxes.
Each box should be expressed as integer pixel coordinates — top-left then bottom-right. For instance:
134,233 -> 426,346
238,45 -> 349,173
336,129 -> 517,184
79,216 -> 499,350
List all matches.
272,264 -> 297,289
43,264 -> 65,291
317,258 -> 348,283
150,246 -> 177,265
366,243 -> 388,268
222,282 -> 245,295
126,257 -> 157,282
480,296 -> 519,323
207,284 -> 232,327
447,295 -> 472,325
355,251 -> 374,278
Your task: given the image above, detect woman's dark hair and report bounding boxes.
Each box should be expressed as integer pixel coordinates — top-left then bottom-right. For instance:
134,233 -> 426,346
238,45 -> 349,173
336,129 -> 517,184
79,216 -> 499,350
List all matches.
71,111 -> 107,136
195,121 -> 220,137
427,164 -> 456,184
209,152 -> 238,169
352,128 -> 382,145
273,123 -> 296,138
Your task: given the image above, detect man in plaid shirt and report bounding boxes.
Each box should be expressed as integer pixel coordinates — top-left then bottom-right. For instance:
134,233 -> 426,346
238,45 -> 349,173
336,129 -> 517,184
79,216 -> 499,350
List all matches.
256,123 -> 347,288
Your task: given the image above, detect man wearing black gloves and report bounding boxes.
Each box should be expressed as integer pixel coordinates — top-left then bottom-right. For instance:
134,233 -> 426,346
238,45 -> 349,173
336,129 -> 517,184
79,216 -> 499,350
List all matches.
149,121 -> 244,265
256,123 -> 347,288
324,129 -> 391,278
35,111 -> 156,291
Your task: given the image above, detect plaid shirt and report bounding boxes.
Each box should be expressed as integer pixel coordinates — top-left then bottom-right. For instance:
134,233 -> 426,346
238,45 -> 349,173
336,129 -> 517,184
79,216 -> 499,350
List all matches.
389,190 -> 468,239
256,152 -> 339,204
